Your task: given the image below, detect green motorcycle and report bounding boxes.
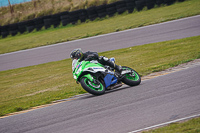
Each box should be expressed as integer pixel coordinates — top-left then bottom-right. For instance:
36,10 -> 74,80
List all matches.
72,58 -> 141,96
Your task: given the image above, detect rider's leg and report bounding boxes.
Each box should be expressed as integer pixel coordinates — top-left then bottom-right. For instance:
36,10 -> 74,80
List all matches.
99,56 -> 122,73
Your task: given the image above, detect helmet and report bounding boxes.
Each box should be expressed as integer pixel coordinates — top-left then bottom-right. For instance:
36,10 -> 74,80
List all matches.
70,48 -> 84,60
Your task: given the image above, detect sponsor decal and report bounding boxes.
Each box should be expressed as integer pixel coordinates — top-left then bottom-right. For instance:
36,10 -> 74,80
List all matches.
92,67 -> 104,69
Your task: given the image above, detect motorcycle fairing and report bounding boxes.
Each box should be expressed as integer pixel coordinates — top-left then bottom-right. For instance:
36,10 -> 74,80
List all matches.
82,62 -> 106,73
104,74 -> 118,88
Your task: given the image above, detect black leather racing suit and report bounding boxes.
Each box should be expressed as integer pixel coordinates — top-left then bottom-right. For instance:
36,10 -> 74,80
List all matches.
79,51 -> 121,72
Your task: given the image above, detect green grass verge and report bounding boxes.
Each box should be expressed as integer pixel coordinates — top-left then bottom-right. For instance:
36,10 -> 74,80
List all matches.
0,35 -> 200,116
0,0 -> 200,54
142,117 -> 200,133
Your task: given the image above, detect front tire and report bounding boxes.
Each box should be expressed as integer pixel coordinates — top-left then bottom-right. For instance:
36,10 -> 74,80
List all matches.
80,77 -> 105,96
121,66 -> 141,86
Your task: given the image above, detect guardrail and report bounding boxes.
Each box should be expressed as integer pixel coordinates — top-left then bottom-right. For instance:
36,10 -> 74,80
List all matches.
0,0 -> 185,38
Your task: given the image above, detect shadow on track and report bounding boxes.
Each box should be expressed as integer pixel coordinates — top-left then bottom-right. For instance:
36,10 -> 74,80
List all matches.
78,85 -> 142,100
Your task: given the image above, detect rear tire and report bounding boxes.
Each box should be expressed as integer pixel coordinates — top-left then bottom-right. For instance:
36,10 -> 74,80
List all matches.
80,77 -> 105,96
121,66 -> 141,86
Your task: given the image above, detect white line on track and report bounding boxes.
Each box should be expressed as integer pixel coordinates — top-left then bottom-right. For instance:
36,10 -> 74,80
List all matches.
128,114 -> 200,133
1,15 -> 200,57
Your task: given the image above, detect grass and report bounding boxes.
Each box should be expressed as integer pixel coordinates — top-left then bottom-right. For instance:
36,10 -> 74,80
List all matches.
0,0 -> 200,54
0,35 -> 200,116
0,0 -> 114,25
142,117 -> 200,133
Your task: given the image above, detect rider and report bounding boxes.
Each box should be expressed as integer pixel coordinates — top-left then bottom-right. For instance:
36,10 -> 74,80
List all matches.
70,48 -> 123,73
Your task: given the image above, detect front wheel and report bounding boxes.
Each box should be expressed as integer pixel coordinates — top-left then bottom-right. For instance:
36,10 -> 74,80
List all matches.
121,66 -> 141,86
80,77 -> 105,96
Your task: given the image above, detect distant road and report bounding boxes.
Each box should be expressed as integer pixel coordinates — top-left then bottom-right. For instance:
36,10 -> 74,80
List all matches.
0,15 -> 200,71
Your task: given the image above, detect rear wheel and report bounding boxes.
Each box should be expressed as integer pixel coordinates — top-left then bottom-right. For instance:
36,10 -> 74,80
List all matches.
80,77 -> 105,96
121,66 -> 141,86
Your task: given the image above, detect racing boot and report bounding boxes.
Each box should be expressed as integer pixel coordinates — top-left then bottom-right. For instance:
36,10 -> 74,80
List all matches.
106,59 -> 123,74
100,56 -> 123,74
114,64 -> 123,74
106,58 -> 132,75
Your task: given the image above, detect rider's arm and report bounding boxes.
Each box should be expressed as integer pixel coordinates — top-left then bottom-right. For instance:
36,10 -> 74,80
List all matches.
84,52 -> 99,61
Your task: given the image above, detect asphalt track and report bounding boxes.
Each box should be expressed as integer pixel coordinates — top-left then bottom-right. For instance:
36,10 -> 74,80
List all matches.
0,63 -> 200,133
0,15 -> 200,71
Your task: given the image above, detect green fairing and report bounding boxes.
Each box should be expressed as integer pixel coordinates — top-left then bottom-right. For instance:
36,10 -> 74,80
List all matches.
72,59 -> 104,82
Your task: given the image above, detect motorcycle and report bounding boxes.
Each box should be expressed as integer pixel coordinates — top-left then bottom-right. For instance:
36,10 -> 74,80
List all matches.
72,58 -> 141,95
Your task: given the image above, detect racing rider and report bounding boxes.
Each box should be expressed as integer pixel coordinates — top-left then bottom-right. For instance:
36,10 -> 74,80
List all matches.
70,48 -> 123,73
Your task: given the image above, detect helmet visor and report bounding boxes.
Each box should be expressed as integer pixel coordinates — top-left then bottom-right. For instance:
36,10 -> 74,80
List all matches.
70,48 -> 82,60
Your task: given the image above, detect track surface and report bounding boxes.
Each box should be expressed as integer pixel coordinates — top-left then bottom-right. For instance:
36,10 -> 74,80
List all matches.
0,63 -> 200,133
0,15 -> 200,71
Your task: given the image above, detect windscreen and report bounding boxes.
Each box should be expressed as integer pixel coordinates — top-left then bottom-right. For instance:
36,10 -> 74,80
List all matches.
72,59 -> 78,71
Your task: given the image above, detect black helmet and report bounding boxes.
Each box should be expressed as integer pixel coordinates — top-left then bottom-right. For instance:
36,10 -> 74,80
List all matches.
70,48 -> 84,60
